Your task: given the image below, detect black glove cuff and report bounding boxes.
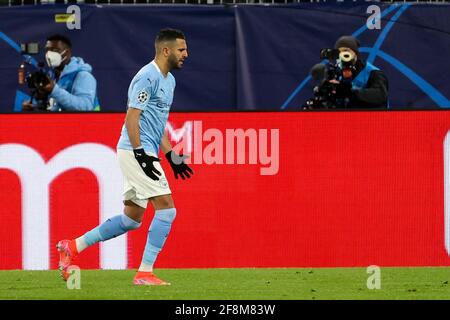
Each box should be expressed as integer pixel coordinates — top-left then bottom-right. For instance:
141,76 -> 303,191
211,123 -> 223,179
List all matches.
133,148 -> 145,159
165,150 -> 174,162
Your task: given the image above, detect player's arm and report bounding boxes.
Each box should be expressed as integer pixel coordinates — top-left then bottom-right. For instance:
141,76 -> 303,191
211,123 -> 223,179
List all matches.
126,75 -> 152,148
125,107 -> 143,149
161,131 -> 193,180
126,107 -> 161,181
160,131 -> 172,154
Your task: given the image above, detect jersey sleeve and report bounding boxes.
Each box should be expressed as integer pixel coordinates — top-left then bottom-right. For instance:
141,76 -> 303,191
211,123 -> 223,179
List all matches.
128,75 -> 154,110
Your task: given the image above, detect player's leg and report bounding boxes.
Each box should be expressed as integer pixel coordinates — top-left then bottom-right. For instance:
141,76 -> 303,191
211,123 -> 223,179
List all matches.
134,194 -> 176,286
139,194 -> 175,271
57,149 -> 148,280
57,200 -> 145,280
75,200 -> 145,251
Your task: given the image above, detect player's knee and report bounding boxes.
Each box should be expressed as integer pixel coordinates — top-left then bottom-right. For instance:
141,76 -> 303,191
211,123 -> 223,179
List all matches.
121,214 -> 142,231
160,196 -> 174,209
124,202 -> 146,223
151,195 -> 174,210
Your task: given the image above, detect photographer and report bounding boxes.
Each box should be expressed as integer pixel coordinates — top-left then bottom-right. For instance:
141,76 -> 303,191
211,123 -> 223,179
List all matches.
305,36 -> 388,109
22,34 -> 99,112
333,36 -> 388,108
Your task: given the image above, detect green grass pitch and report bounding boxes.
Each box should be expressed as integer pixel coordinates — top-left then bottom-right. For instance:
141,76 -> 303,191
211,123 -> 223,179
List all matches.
0,268 -> 448,300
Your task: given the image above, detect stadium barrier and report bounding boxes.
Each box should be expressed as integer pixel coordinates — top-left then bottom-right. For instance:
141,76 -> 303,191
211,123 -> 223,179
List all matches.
1,111 -> 450,270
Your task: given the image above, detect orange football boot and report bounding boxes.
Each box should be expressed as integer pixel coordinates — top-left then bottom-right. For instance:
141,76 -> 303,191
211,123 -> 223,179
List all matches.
56,239 -> 78,281
133,271 -> 170,286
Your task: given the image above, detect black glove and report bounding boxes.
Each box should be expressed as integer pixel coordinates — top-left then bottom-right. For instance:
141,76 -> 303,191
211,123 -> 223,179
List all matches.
165,150 -> 193,180
133,148 -> 161,181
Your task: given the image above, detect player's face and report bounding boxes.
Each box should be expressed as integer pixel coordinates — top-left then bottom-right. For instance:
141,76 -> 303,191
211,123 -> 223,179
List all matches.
168,38 -> 188,70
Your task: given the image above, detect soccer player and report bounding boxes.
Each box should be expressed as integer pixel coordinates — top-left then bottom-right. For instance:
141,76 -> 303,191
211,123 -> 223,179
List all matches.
56,28 -> 193,285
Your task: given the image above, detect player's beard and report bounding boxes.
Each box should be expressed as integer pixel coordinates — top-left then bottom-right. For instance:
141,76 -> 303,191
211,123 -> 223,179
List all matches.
168,54 -> 183,70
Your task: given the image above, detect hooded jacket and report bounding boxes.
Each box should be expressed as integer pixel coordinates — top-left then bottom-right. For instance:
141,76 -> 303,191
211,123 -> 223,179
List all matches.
48,56 -> 99,111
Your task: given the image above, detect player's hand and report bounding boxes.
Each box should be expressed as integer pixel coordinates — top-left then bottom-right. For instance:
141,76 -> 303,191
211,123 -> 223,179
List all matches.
165,150 -> 193,180
133,148 -> 161,181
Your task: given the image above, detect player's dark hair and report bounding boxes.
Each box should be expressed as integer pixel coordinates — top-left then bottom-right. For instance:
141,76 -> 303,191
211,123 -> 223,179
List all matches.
46,34 -> 72,48
155,28 -> 185,43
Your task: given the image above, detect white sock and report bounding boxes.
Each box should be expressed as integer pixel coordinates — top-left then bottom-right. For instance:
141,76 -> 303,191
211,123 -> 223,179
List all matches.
138,262 -> 153,273
75,237 -> 89,253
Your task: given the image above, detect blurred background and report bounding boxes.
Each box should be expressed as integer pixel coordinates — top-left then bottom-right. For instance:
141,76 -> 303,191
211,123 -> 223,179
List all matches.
1,0 -> 449,112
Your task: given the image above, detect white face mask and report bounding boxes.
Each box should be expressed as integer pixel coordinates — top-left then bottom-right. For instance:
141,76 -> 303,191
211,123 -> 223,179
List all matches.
338,50 -> 356,65
45,50 -> 66,68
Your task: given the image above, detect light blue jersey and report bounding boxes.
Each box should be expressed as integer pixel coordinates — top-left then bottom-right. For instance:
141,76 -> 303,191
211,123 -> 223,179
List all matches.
117,61 -> 176,154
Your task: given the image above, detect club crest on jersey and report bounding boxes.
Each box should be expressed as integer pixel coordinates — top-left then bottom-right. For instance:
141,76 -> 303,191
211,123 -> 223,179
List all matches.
159,178 -> 169,188
137,91 -> 149,104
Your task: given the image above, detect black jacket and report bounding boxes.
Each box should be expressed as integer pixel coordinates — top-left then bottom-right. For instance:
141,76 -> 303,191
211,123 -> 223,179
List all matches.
348,59 -> 389,108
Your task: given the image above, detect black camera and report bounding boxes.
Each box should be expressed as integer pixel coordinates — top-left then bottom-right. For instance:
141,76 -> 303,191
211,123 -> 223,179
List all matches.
320,48 -> 340,60
18,42 -> 51,110
25,64 -> 50,90
302,48 -> 356,110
